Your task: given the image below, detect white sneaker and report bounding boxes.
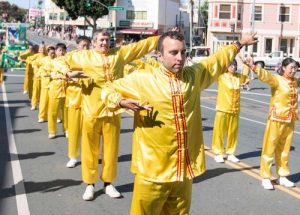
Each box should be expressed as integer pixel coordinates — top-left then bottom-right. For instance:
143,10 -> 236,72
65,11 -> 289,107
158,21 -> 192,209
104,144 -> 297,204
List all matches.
104,184 -> 121,198
262,179 -> 274,190
82,185 -> 94,201
278,177 -> 295,188
38,119 -> 46,123
66,158 -> 77,168
48,133 -> 56,139
56,119 -> 62,123
227,155 -> 240,163
214,155 -> 224,163
31,106 -> 36,110
65,132 -> 68,138
23,90 -> 28,94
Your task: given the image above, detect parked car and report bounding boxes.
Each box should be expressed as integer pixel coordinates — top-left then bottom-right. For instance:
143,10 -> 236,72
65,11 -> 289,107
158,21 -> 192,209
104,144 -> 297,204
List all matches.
253,51 -> 300,69
189,46 -> 210,62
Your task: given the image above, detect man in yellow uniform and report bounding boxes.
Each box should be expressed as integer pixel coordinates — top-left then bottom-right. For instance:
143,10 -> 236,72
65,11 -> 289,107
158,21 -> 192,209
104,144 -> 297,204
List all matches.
211,59 -> 247,163
101,31 -> 257,214
60,29 -> 159,200
48,43 -> 68,139
37,46 -> 56,122
30,44 -> 46,110
65,36 -> 91,168
19,43 -> 35,94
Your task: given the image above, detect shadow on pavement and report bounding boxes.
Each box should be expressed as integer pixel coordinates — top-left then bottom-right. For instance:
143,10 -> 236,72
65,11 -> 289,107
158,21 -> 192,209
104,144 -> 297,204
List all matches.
13,129 -> 41,134
289,172 -> 300,183
121,128 -> 133,133
203,126 -> 213,131
193,166 -> 260,184
0,179 -> 82,198
9,152 -> 55,161
118,154 -> 131,162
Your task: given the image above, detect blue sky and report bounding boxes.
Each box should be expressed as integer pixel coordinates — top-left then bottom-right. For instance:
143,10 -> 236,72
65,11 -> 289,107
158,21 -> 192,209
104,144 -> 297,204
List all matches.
8,0 -> 40,9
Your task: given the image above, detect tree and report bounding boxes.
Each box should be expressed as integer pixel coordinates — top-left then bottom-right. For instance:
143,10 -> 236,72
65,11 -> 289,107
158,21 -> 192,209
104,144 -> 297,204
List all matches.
0,2 -> 27,23
52,0 -> 116,31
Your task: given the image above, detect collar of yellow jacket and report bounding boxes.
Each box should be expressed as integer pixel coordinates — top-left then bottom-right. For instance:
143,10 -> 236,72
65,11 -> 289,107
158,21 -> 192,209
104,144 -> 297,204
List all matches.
160,66 -> 182,79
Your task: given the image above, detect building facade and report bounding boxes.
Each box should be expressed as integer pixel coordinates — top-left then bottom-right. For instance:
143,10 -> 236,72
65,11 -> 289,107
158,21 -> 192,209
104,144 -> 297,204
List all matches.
207,0 -> 300,58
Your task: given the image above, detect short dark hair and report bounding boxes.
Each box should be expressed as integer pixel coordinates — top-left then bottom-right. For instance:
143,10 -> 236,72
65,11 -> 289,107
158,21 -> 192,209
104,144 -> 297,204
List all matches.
56,43 -> 67,51
76,35 -> 91,45
47,46 -> 55,52
157,31 -> 185,53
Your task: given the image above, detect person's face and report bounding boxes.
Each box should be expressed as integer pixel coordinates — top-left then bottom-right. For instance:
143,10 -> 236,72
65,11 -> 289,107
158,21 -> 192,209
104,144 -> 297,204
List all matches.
158,37 -> 186,73
28,45 -> 33,52
48,49 -> 55,59
38,45 -> 45,53
55,47 -> 66,57
77,40 -> 90,50
283,62 -> 298,79
228,64 -> 237,73
94,33 -> 110,53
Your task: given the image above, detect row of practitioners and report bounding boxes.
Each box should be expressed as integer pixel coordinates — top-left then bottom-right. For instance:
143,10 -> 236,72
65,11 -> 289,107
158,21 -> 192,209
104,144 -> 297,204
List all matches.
19,29 -> 296,214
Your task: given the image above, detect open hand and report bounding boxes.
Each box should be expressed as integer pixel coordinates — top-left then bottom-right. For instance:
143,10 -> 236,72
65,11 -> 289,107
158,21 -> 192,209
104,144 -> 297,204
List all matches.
119,99 -> 153,112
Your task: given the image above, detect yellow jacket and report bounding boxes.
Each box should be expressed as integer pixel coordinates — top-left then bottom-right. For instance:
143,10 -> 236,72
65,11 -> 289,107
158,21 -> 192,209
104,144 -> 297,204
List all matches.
18,49 -> 35,61
30,53 -> 46,80
39,56 -> 53,88
216,72 -> 247,114
102,44 -> 238,182
49,56 -> 67,98
59,36 -> 159,118
256,67 -> 300,122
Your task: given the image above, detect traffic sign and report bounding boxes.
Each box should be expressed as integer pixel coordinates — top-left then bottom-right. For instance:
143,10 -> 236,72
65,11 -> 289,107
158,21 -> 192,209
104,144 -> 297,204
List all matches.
108,6 -> 124,11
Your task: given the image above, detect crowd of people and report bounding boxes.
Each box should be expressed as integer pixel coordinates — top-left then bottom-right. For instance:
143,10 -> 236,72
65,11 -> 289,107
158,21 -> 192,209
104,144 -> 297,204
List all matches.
2,28 -> 300,214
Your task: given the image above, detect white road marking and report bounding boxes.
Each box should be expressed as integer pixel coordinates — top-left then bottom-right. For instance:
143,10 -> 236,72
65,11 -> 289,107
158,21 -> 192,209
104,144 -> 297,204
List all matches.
201,104 -> 300,135
4,74 -> 25,77
1,84 -> 30,215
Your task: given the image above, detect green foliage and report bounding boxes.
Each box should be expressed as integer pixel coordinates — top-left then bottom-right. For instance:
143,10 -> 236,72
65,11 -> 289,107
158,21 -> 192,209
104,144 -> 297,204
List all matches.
52,0 -> 116,29
200,0 -> 208,26
0,2 -> 27,22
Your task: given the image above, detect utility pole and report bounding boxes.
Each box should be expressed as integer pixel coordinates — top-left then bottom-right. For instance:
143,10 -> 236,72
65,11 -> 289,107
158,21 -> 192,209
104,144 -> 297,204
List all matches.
189,0 -> 194,48
249,0 -> 255,53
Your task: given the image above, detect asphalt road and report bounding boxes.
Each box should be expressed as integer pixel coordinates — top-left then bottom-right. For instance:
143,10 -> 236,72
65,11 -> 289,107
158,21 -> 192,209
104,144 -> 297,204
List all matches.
1,38 -> 300,214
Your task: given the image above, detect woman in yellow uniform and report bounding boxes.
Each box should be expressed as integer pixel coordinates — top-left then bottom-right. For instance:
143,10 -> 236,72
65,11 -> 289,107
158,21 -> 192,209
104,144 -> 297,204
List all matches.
65,36 -> 91,168
37,46 -> 56,122
30,45 -> 46,110
212,59 -> 248,163
19,44 -> 35,94
248,57 -> 299,190
47,43 -> 67,139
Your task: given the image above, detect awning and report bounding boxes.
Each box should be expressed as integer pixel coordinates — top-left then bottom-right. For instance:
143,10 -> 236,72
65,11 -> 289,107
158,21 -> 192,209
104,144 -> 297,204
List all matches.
117,28 -> 158,35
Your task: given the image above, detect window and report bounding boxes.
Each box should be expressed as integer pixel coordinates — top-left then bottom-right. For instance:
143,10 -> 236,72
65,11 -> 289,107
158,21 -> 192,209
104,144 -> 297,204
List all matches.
60,12 -> 65,21
254,6 -> 262,21
280,39 -> 288,53
219,4 -> 231,19
126,10 -> 147,20
290,39 -> 294,54
265,38 -> 272,53
238,5 -> 242,21
279,6 -> 290,22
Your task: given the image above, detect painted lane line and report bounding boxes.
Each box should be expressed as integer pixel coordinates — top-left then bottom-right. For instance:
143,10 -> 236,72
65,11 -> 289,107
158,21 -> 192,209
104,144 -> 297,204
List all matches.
201,105 -> 300,135
204,89 -> 271,97
204,146 -> 300,199
1,84 -> 30,215
4,74 -> 25,77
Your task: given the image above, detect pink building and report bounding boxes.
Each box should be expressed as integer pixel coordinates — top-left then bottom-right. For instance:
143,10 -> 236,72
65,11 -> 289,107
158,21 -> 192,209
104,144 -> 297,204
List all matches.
207,0 -> 300,58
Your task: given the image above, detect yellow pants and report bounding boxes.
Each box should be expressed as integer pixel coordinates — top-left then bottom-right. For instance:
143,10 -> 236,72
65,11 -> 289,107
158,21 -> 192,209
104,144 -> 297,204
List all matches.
81,115 -> 120,184
68,108 -> 82,159
212,111 -> 239,155
0,68 -> 3,84
31,78 -> 41,108
131,175 -> 192,215
38,87 -> 49,120
260,120 -> 295,179
27,68 -> 34,100
48,97 -> 66,134
23,64 -> 30,92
